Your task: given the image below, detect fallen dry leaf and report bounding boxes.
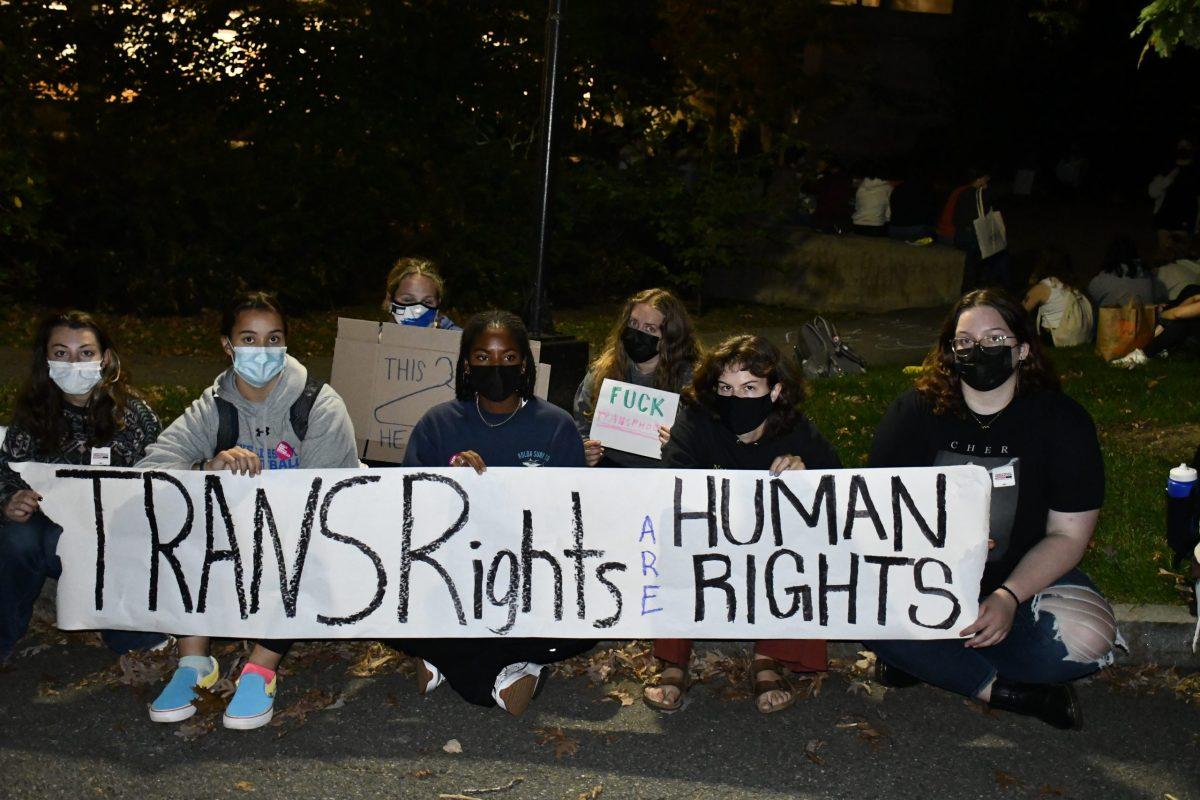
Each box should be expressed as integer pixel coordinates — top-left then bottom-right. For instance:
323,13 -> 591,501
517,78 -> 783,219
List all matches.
191,686 -> 227,716
173,716 -> 215,741
269,689 -> 333,735
804,739 -> 826,765
994,769 -> 1021,790
578,785 -> 603,799
532,726 -> 580,759
233,780 -> 254,792
443,738 -> 463,754
408,769 -> 433,780
347,642 -> 405,677
603,689 -> 635,707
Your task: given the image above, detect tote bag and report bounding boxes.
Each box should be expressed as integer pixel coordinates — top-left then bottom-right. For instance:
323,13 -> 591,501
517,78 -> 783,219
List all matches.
1095,301 -> 1156,361
1047,289 -> 1093,348
973,188 -> 1007,259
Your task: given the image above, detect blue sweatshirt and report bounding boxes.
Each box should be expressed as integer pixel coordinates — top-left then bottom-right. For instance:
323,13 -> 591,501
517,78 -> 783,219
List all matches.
403,397 -> 584,468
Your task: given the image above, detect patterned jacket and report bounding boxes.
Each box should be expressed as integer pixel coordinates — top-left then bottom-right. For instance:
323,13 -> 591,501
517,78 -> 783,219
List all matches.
0,398 -> 161,510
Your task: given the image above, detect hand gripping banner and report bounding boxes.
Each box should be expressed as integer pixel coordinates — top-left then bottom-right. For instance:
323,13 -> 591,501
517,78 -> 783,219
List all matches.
17,463 -> 991,640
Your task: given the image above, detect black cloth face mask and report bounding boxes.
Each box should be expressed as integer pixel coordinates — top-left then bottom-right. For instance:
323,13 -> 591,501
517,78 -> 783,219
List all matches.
716,394 -> 776,436
621,327 -> 661,364
470,364 -> 524,403
954,346 -> 1018,392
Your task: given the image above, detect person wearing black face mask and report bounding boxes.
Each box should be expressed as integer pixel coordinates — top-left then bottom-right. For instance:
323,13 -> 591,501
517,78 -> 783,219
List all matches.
395,311 -> 592,717
573,289 -> 701,468
865,289 -> 1119,731
644,334 -> 841,715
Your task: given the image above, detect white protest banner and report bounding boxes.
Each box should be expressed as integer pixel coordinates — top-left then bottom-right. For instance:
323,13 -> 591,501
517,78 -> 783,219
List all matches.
589,378 -> 680,459
19,462 -> 990,641
330,319 -> 551,464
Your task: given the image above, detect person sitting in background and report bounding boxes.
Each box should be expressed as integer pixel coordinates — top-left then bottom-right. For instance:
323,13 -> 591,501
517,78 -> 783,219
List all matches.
851,162 -> 892,237
887,164 -> 937,243
1086,235 -> 1160,308
1149,138 -> 1199,259
383,257 -> 460,331
0,312 -> 167,664
808,154 -> 853,234
1110,288 -> 1200,368
1153,253 -> 1200,304
1022,249 -> 1093,347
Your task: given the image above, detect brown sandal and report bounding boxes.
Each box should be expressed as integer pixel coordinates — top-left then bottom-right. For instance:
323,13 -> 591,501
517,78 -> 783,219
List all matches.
751,657 -> 796,715
643,666 -> 691,713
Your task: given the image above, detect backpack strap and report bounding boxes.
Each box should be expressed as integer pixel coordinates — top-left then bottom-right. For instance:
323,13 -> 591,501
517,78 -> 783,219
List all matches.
215,396 -> 239,454
289,376 -> 325,442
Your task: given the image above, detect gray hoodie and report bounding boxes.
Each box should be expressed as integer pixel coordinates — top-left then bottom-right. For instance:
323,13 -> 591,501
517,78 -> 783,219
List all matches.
138,355 -> 359,470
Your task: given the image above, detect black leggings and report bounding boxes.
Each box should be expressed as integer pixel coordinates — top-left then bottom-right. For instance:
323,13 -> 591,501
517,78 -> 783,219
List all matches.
1146,284 -> 1200,358
253,639 -> 293,659
390,637 -> 596,707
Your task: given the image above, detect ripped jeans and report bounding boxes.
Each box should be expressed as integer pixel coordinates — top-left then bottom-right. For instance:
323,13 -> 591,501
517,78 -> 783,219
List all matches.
865,569 -> 1121,698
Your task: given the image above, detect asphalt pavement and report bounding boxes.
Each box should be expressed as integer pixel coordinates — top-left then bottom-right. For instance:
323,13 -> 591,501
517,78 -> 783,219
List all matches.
1,633 -> 1197,800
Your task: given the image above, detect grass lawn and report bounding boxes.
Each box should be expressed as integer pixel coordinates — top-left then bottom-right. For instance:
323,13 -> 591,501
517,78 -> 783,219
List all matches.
1,303 -> 1195,605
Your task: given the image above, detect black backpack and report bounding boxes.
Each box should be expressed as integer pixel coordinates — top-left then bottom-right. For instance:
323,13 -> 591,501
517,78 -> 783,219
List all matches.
789,316 -> 867,379
214,376 -> 325,453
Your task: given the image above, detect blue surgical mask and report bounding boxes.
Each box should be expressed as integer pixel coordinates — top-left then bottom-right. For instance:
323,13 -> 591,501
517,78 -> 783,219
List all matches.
232,346 -> 287,387
391,301 -> 438,327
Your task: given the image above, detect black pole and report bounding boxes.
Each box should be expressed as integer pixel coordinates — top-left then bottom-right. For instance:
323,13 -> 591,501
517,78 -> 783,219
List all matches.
530,0 -> 564,337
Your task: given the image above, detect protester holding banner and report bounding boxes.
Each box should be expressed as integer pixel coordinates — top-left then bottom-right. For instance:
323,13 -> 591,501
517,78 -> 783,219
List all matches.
138,291 -> 359,730
866,288 -> 1120,730
382,256 -> 460,330
574,288 -> 701,467
398,309 -> 594,716
644,334 -> 841,714
0,312 -> 167,664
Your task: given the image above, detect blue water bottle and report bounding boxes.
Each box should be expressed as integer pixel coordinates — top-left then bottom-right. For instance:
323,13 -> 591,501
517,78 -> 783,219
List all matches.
1166,463 -> 1198,565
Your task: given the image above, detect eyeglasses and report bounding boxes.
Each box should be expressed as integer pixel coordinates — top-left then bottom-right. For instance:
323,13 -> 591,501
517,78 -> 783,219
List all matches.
949,334 -> 1017,356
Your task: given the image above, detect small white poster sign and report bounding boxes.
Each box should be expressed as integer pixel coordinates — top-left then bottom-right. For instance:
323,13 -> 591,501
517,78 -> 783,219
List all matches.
589,378 -> 680,459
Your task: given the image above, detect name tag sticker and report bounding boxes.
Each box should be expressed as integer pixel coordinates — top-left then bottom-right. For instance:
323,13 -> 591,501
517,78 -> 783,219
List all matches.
90,447 -> 112,466
991,465 -> 1015,488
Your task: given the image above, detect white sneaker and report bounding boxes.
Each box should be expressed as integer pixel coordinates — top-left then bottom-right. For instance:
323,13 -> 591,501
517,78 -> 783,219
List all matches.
416,659 -> 444,695
491,662 -> 544,716
1110,349 -> 1148,369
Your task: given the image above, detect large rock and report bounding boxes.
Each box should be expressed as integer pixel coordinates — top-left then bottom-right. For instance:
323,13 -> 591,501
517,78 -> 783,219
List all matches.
707,231 -> 964,313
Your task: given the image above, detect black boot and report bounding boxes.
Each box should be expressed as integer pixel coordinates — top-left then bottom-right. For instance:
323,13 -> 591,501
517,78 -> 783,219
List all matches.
873,659 -> 920,689
987,678 -> 1081,730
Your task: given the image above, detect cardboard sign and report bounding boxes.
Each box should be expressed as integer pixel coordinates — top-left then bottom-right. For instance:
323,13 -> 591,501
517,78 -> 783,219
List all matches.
22,462 -> 991,640
589,378 -> 680,459
330,319 -> 551,464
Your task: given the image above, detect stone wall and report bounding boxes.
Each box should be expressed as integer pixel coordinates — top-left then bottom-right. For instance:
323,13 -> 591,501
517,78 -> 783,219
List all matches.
706,231 -> 964,313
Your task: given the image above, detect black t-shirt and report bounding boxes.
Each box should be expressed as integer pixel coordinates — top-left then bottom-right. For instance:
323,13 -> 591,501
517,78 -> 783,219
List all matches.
868,388 -> 1104,593
662,402 -> 842,472
403,397 -> 585,469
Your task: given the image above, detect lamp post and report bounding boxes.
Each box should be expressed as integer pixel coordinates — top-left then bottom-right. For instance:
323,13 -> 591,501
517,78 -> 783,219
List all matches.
529,0 -> 564,336
526,0 -> 589,411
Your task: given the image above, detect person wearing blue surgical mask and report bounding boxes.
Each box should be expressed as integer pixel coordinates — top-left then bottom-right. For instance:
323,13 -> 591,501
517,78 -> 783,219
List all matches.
138,290 -> 359,732
382,257 -> 461,331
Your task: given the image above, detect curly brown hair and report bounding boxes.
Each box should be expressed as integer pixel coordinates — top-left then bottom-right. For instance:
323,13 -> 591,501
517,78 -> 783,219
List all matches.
583,288 -> 700,420
686,334 -> 805,440
13,311 -> 138,454
915,288 -> 1060,415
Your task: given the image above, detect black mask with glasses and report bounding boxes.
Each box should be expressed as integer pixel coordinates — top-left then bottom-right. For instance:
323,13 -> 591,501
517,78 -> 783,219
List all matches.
950,334 -> 1018,359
